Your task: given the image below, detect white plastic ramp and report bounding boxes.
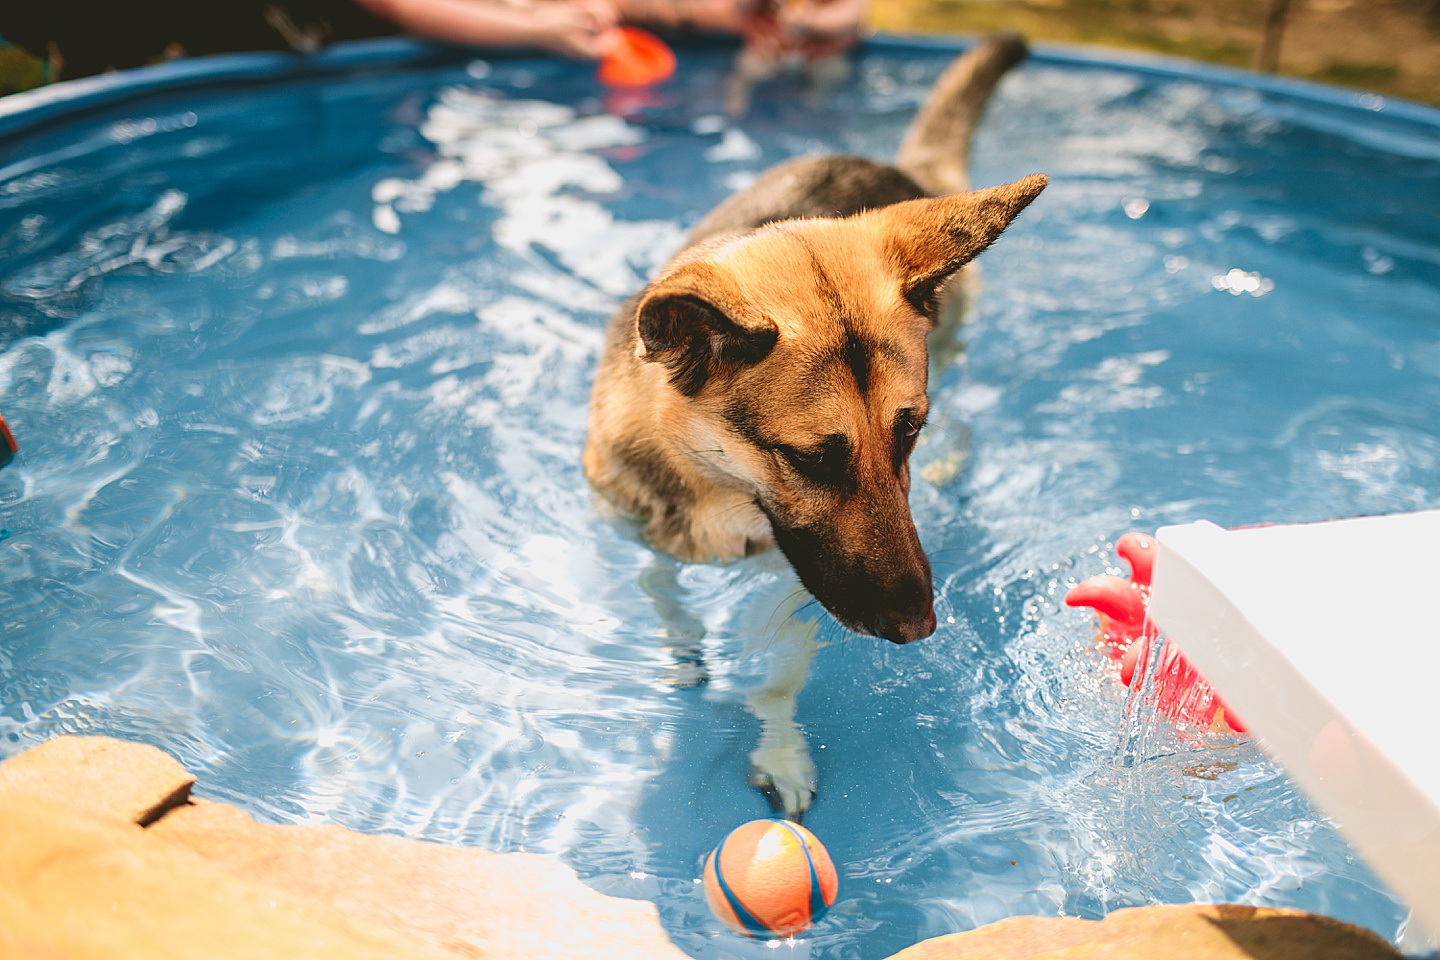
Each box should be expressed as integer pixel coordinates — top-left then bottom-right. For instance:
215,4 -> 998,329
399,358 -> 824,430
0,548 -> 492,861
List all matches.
1149,511 -> 1440,951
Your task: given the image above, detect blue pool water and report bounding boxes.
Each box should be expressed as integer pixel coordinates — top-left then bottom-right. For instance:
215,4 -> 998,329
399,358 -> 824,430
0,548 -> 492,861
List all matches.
2,39 -> 1438,956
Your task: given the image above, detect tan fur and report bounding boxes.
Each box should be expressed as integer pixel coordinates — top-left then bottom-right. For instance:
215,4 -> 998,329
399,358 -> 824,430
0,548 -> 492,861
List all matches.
584,37 -> 1045,644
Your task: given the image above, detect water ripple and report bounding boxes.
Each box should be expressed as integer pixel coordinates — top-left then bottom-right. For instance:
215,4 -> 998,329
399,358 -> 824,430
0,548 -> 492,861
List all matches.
0,45 -> 1432,959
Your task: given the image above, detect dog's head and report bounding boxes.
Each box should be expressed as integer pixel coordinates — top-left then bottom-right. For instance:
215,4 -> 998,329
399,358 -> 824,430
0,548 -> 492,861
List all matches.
634,175 -> 1046,643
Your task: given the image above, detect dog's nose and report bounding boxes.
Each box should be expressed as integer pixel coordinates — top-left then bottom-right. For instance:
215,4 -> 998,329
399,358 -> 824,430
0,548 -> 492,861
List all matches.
865,537 -> 936,643
877,605 -> 937,644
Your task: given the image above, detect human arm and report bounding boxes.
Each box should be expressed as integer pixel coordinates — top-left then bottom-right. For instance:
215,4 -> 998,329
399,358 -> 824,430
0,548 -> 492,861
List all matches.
611,0 -> 758,35
353,0 -> 621,58
778,0 -> 866,44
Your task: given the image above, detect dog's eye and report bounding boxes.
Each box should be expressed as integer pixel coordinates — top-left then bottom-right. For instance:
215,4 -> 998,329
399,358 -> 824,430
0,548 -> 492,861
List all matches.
775,436 -> 851,486
894,413 -> 924,471
778,445 -> 825,469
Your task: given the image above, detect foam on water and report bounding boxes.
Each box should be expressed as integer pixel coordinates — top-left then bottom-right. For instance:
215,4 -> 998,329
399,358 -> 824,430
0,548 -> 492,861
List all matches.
1,45 -> 1436,957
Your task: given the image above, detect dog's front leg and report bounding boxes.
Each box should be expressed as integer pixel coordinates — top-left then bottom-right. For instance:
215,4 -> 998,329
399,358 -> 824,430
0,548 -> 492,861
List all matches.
741,579 -> 821,820
637,554 -> 711,688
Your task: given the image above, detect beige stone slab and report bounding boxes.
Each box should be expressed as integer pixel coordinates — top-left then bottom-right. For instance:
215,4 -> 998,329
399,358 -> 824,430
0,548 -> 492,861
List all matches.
150,798 -> 693,960
0,735 -> 193,826
883,904 -> 1403,960
0,795 -> 460,960
1200,905 -> 1403,960
0,925 -> 79,960
884,915 -> 1102,959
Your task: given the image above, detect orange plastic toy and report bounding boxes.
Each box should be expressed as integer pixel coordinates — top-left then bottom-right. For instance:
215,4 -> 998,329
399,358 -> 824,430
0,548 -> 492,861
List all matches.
703,819 -> 838,938
598,27 -> 677,88
0,412 -> 15,469
1065,532 -> 1246,733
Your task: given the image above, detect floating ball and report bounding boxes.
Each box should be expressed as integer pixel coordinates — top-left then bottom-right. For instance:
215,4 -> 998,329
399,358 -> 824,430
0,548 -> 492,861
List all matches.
597,27 -> 676,88
702,819 -> 838,938
0,412 -> 14,469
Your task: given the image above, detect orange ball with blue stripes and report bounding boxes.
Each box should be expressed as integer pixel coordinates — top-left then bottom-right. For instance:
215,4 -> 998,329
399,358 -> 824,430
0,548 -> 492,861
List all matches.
702,819 -> 839,937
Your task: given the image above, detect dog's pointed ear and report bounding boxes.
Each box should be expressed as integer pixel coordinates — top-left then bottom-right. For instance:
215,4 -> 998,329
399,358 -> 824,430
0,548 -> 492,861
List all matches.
879,173 -> 1047,322
635,262 -> 778,397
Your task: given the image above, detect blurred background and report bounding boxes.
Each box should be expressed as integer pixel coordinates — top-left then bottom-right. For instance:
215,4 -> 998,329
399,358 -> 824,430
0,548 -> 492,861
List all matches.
867,0 -> 1440,104
1,0 -> 1437,105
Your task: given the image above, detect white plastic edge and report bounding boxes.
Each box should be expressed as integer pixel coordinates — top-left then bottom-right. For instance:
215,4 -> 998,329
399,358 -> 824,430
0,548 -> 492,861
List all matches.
1150,512 -> 1440,951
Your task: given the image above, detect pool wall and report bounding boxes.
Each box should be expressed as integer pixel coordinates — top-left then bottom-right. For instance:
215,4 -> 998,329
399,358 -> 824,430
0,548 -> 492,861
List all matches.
3,33 -> 1438,141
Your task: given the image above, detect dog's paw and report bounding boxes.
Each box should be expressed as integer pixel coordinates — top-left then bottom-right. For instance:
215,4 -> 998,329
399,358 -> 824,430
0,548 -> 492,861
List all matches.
747,744 -> 816,820
659,655 -> 709,689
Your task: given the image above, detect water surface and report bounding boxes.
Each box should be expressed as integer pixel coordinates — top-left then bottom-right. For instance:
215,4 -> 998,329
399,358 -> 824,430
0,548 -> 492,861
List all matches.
2,43 -> 1437,956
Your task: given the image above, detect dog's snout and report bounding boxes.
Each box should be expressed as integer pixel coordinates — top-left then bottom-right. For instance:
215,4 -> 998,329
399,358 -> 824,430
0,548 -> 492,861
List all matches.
866,551 -> 935,644
766,501 -> 937,644
886,608 -> 937,644
875,590 -> 937,644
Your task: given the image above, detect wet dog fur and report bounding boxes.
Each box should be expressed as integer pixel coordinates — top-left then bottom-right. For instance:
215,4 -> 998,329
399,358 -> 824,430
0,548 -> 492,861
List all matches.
586,34 -> 1046,646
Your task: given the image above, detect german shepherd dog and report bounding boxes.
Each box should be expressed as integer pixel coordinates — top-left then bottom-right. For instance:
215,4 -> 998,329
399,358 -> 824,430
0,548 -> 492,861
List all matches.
585,35 -> 1045,816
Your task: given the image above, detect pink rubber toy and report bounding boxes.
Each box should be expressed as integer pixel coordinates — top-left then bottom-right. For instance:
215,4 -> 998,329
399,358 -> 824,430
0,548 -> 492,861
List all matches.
1065,533 -> 1246,734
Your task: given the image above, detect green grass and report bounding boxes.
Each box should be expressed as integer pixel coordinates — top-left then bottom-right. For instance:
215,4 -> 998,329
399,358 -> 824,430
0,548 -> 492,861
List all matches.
870,0 -> 1440,106
0,43 -> 47,96
1313,59 -> 1401,87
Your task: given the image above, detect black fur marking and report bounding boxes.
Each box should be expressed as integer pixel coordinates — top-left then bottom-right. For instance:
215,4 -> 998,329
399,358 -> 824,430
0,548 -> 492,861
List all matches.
723,402 -> 771,448
761,502 -> 933,645
780,434 -> 857,492
791,233 -> 850,324
787,234 -> 882,397
842,332 -> 871,395
725,404 -> 856,492
758,505 -> 868,632
804,330 -> 907,401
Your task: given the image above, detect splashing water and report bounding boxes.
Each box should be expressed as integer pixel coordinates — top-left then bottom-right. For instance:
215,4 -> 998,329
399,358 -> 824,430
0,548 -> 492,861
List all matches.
2,44 -> 1437,957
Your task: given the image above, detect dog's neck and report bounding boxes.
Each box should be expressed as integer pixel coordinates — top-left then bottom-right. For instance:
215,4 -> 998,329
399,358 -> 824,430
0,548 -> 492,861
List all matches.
585,309 -> 776,561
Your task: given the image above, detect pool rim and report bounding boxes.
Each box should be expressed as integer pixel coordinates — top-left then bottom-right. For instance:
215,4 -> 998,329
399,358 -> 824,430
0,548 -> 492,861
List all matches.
1,32 -> 1437,142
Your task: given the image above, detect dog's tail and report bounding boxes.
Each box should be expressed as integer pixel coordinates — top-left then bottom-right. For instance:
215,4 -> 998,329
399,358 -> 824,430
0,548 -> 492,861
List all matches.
894,33 -> 1029,198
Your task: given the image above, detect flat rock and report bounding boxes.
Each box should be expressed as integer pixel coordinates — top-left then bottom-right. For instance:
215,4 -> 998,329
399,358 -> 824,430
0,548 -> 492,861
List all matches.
150,798 -> 692,960
0,734 -> 690,960
883,903 -> 1403,960
0,795 -> 456,960
0,735 -> 194,826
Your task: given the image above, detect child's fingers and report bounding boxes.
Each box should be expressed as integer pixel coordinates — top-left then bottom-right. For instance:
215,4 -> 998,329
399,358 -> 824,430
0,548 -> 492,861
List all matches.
779,0 -> 864,37
577,0 -> 622,31
594,24 -> 625,56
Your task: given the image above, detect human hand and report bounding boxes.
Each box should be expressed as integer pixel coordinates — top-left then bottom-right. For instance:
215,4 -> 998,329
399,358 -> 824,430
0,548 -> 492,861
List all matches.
613,0 -> 759,35
353,0 -> 624,59
680,0 -> 762,34
778,0 -> 866,43
527,0 -> 623,58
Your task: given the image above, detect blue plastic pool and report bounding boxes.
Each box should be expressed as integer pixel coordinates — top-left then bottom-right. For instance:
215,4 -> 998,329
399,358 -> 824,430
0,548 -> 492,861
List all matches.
2,36 -> 1437,956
